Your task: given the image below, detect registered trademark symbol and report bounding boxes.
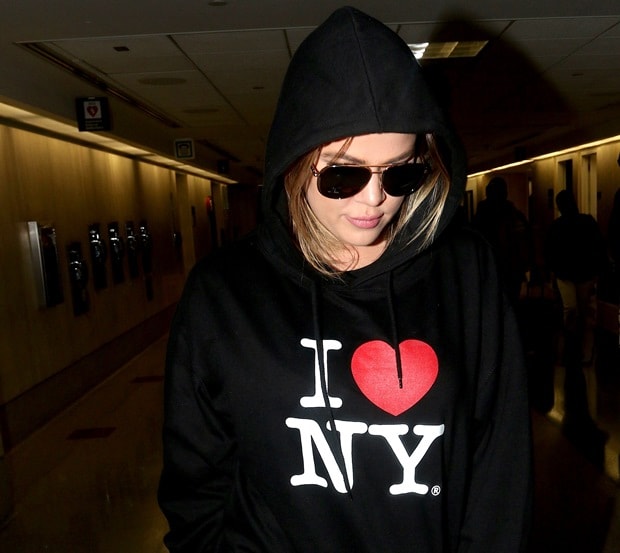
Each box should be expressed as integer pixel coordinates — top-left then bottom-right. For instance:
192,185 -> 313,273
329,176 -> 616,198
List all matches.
431,485 -> 441,496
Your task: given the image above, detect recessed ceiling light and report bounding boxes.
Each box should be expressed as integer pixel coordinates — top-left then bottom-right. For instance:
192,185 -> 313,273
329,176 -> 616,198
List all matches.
409,40 -> 487,60
409,43 -> 429,59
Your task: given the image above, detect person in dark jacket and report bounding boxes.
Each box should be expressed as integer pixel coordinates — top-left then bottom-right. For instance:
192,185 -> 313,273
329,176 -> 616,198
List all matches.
544,189 -> 608,447
473,176 -> 533,305
545,190 -> 606,360
158,7 -> 532,553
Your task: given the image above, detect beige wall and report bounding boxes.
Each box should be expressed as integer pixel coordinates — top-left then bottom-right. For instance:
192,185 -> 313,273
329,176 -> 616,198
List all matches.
0,123 -> 213,412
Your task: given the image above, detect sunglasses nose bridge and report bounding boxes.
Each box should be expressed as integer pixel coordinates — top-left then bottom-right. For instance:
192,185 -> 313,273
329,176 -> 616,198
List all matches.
357,167 -> 387,202
364,166 -> 388,187
368,166 -> 388,177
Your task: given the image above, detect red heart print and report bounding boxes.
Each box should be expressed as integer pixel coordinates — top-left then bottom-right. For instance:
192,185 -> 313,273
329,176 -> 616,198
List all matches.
87,105 -> 99,117
351,340 -> 438,416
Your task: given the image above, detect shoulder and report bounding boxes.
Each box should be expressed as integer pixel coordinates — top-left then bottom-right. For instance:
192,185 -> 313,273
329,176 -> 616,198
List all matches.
190,233 -> 262,280
582,213 -> 599,226
179,233 -> 270,304
174,233 -> 270,326
426,224 -> 505,304
434,223 -> 497,268
441,221 -> 492,248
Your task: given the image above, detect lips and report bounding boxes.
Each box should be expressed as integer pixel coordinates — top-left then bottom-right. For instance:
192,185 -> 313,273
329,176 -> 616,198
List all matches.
347,215 -> 382,229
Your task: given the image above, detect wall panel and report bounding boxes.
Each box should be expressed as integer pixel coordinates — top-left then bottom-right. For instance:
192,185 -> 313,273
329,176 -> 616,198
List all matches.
0,123 -> 210,428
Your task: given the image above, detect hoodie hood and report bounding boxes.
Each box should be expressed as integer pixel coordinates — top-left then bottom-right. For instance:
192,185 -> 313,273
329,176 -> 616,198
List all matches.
260,6 -> 467,279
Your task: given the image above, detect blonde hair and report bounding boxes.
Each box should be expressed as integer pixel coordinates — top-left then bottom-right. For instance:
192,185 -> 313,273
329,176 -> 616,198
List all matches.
284,133 -> 451,276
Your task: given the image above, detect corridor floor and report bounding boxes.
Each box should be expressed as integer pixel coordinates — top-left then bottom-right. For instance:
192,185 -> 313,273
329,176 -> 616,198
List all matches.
0,333 -> 618,552
0,338 -> 169,552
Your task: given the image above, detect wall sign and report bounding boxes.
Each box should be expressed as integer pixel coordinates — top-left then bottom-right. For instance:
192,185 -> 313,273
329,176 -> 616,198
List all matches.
76,97 -> 111,131
174,138 -> 195,160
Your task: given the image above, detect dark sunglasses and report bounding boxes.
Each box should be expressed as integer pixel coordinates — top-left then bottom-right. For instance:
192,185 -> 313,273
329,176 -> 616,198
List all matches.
310,161 -> 431,199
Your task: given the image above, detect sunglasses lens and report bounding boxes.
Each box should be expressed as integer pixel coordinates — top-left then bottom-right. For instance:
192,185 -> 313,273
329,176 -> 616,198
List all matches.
318,166 -> 371,199
382,163 -> 429,196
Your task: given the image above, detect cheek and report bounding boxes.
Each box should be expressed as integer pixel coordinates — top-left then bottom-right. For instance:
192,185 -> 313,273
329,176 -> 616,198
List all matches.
306,181 -> 338,221
385,196 -> 406,217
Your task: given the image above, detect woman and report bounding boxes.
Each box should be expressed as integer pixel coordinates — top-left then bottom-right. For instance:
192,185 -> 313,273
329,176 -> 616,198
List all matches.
158,7 -> 532,552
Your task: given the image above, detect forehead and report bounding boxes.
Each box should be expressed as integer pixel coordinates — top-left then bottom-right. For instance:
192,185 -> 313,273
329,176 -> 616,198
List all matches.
320,133 -> 416,162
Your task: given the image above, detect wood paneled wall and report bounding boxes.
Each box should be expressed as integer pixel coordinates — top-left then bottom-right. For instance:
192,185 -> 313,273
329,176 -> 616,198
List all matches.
0,123 -> 213,445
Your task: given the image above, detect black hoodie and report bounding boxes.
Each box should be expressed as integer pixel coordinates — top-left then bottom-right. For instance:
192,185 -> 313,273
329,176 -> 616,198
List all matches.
158,7 -> 532,552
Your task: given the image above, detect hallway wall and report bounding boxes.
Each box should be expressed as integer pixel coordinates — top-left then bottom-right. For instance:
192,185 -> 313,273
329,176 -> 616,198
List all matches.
467,139 -> 620,274
468,140 -> 619,222
0,121 -> 213,449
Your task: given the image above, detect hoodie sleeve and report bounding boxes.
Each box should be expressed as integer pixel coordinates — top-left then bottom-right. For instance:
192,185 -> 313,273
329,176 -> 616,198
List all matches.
157,272 -> 235,552
457,292 -> 533,553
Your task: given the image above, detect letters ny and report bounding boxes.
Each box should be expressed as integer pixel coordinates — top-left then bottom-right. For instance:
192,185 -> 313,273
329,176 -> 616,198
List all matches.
286,339 -> 444,495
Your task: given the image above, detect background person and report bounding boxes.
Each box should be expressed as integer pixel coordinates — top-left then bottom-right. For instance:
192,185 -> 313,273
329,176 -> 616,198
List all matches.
544,189 -> 608,448
472,176 -> 533,305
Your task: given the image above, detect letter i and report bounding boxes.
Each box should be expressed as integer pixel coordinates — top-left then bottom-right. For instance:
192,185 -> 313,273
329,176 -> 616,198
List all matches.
299,338 -> 343,408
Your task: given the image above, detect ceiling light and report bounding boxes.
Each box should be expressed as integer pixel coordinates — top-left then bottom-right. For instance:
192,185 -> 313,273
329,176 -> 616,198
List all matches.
410,41 -> 487,60
408,42 -> 429,60
468,134 -> 620,178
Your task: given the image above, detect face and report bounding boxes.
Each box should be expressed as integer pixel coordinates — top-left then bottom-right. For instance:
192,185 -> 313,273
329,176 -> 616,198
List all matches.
306,132 -> 416,269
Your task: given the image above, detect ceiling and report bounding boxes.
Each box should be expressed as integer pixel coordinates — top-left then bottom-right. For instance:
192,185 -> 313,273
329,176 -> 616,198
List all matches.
1,1 -> 620,184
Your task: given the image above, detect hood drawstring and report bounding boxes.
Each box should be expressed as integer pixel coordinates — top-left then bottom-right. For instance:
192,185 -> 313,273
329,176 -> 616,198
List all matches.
310,280 -> 353,497
308,272 -> 401,497
386,271 -> 404,389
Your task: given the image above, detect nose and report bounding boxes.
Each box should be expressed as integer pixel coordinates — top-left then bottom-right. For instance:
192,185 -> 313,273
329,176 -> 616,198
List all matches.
355,171 -> 385,205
